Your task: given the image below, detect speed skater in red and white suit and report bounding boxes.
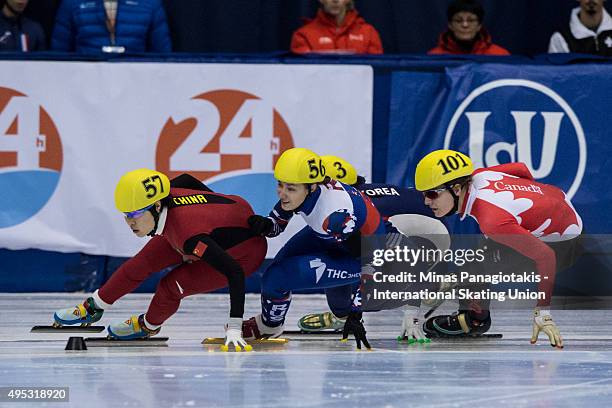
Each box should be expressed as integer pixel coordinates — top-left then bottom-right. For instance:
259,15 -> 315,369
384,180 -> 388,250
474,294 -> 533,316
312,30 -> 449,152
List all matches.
415,150 -> 582,348
53,170 -> 266,350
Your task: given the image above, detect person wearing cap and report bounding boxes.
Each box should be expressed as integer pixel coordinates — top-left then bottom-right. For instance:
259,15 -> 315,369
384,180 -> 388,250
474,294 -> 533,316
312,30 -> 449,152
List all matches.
53,170 -> 266,351
414,150 -> 582,348
242,148 -> 389,349
428,0 -> 509,55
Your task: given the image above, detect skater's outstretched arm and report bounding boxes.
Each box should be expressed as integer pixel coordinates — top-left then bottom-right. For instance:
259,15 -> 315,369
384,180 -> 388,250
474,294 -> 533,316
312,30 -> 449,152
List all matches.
184,234 -> 253,350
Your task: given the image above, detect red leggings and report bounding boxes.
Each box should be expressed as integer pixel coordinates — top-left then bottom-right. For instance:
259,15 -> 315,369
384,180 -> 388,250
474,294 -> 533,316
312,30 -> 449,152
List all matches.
98,235 -> 267,325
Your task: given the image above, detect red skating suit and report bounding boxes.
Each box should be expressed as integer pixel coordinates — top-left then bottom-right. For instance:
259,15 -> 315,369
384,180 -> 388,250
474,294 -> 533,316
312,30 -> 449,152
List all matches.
460,163 -> 582,306
99,182 -> 267,324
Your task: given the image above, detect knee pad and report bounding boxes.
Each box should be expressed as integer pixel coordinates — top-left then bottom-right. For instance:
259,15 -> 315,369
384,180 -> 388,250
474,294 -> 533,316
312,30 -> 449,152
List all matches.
157,275 -> 183,301
260,265 -> 287,299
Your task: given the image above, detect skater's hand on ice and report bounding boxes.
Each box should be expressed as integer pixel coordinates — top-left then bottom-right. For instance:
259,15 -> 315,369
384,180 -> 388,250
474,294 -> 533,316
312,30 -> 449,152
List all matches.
341,311 -> 371,350
223,317 -> 252,352
531,309 -> 563,349
399,306 -> 426,341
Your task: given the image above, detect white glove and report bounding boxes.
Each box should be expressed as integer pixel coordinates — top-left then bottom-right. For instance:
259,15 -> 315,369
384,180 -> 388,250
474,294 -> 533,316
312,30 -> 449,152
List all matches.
399,305 -> 427,342
222,317 -> 252,352
531,308 -> 563,349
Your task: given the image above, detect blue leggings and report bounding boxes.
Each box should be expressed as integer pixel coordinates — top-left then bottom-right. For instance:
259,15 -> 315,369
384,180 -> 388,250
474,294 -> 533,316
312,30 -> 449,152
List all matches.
260,227 -> 360,327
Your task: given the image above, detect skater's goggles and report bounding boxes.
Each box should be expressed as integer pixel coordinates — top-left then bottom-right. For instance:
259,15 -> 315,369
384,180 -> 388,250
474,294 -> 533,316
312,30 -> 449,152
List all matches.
124,204 -> 154,219
422,187 -> 448,200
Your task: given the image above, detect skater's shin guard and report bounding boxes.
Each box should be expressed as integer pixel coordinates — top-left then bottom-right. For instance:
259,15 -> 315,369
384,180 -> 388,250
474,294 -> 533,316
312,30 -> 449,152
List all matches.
261,293 -> 292,328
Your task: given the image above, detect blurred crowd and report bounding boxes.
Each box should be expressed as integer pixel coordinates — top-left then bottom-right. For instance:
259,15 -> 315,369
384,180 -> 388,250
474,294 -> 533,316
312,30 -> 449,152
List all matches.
1,0 -> 611,57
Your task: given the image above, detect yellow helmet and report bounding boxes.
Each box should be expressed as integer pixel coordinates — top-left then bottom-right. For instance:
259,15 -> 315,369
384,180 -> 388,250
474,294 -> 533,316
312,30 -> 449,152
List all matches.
415,149 -> 473,191
274,148 -> 326,184
321,155 -> 358,185
115,168 -> 171,213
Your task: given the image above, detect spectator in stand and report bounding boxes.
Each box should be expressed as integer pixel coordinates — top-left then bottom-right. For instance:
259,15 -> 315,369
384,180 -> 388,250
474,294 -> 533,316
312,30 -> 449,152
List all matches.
549,0 -> 612,56
0,0 -> 45,51
51,0 -> 171,53
290,0 -> 382,55
428,0 -> 509,56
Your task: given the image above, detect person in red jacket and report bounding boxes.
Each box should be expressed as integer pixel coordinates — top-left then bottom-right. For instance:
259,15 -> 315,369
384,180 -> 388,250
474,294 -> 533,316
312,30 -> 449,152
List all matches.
428,0 -> 509,56
53,169 -> 267,351
290,0 -> 383,55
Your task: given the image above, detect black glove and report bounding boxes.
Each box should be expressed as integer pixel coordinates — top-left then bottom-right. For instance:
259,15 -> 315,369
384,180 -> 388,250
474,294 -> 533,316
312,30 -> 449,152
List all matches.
248,215 -> 273,236
341,311 -> 371,350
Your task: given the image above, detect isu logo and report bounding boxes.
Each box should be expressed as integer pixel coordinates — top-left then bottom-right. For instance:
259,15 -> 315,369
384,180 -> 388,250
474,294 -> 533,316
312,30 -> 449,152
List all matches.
156,89 -> 294,182
0,87 -> 63,227
444,79 -> 586,199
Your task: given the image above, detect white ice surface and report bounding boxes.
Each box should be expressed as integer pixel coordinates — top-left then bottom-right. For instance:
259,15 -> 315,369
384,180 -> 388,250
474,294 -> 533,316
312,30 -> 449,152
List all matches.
1,293 -> 612,407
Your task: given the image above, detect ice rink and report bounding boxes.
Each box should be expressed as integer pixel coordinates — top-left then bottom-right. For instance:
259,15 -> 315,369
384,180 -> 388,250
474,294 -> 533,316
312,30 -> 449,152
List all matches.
1,293 -> 612,407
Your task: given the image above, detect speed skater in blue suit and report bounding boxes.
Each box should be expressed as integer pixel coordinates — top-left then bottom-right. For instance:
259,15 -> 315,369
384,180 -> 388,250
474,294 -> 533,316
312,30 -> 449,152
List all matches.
242,148 -> 389,349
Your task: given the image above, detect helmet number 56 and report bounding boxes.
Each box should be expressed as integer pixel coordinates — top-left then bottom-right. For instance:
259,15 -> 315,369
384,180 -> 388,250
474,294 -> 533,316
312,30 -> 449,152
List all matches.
308,159 -> 325,180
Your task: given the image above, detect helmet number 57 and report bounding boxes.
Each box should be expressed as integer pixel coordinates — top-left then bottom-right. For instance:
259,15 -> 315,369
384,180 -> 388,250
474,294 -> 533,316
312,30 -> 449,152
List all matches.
142,175 -> 165,198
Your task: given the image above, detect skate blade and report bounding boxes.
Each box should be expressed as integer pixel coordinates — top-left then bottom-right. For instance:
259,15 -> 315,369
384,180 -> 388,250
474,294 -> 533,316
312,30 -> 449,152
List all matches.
31,325 -> 105,333
427,333 -> 503,339
201,337 -> 288,345
84,336 -> 169,347
283,330 -> 341,335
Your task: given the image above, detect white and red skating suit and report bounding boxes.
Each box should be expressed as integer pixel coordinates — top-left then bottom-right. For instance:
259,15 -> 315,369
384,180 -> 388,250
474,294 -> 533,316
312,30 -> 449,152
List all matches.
460,163 -> 583,306
98,175 -> 267,324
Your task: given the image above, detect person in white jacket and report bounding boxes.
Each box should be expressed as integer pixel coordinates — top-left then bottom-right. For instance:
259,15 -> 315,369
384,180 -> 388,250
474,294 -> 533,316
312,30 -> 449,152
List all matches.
549,0 -> 612,55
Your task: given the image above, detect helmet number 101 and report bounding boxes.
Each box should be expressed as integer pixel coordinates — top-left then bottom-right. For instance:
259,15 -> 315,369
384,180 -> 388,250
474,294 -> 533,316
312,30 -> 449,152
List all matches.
437,153 -> 469,175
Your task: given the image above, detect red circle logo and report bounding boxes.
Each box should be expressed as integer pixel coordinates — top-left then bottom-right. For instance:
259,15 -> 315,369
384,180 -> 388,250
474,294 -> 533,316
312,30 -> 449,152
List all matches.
156,89 -> 294,181
0,87 -> 63,227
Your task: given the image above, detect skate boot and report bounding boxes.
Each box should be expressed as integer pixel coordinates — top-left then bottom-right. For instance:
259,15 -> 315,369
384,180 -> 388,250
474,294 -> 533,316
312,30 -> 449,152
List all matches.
107,314 -> 160,340
423,310 -> 491,338
298,311 -> 346,332
242,314 -> 284,340
53,297 -> 104,327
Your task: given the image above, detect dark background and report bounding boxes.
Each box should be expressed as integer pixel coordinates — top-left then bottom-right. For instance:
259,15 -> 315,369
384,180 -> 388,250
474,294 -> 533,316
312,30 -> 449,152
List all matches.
22,0 -> 588,55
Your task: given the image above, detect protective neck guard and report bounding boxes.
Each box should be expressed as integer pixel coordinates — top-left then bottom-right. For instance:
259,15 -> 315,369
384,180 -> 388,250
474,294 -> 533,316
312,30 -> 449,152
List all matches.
147,206 -> 168,236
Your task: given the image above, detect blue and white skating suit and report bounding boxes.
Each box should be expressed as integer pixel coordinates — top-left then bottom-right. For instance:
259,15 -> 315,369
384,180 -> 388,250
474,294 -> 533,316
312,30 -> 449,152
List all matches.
259,180 -> 386,327
267,179 -> 385,241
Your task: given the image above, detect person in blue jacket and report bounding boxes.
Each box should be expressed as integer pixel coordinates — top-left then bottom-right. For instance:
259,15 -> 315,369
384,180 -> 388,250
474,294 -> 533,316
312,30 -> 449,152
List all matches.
51,0 -> 171,53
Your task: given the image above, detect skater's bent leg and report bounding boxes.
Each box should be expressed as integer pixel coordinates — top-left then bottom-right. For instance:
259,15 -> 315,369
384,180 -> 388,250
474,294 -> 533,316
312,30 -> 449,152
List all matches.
260,252 -> 360,327
260,262 -> 293,327
145,260 -> 229,326
146,236 -> 267,326
325,284 -> 355,318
